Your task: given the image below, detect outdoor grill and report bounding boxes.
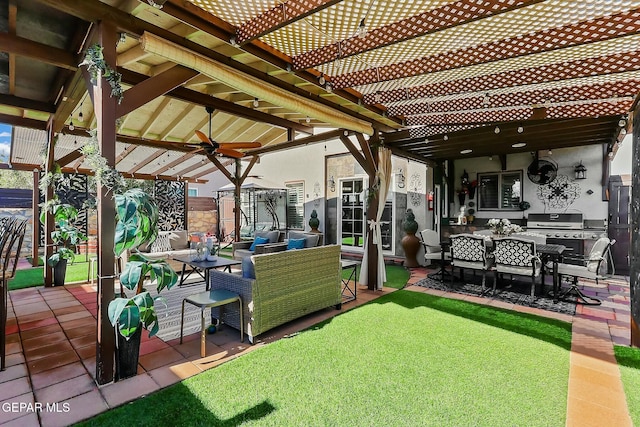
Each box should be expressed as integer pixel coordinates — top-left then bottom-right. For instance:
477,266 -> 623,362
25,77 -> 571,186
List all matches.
526,213 -> 608,256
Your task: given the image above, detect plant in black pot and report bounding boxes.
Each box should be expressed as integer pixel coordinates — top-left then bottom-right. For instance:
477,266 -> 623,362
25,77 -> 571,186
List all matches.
40,201 -> 87,286
107,188 -> 178,380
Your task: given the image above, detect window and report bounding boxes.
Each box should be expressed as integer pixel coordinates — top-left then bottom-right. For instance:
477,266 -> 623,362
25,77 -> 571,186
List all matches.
478,171 -> 522,210
188,188 -> 198,197
286,182 -> 304,229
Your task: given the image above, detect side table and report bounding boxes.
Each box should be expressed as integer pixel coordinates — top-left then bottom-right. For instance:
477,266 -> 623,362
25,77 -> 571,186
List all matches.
180,289 -> 243,357
340,260 -> 359,302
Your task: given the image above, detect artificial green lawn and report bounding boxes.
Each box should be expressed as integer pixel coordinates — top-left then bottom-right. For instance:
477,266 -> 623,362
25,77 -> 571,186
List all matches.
81,290 -> 572,427
614,345 -> 640,426
9,254 -> 95,290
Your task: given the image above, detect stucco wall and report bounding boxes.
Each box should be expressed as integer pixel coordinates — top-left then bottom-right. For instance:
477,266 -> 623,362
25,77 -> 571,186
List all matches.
452,145 -> 609,220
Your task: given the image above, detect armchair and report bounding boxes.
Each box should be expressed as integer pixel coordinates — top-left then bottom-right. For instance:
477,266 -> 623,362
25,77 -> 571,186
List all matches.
449,234 -> 493,294
493,237 -> 542,299
553,237 -> 613,305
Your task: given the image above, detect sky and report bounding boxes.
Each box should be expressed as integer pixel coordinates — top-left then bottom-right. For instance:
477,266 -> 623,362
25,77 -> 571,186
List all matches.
0,123 -> 11,163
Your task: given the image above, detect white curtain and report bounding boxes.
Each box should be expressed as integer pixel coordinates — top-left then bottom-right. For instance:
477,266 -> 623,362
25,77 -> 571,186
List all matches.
359,147 -> 392,290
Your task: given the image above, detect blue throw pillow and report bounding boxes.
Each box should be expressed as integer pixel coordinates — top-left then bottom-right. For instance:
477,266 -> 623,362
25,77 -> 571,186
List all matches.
242,257 -> 255,279
287,238 -> 306,250
249,236 -> 270,251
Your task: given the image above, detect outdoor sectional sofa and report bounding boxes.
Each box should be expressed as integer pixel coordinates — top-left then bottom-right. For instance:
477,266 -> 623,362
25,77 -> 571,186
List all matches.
137,230 -> 193,271
209,244 -> 342,343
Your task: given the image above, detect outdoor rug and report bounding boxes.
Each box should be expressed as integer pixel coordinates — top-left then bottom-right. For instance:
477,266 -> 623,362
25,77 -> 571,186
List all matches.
146,281 -> 215,342
414,274 -> 576,316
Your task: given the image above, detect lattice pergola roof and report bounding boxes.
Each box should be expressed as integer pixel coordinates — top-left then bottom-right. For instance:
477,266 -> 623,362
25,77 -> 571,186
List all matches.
1,0 -> 638,169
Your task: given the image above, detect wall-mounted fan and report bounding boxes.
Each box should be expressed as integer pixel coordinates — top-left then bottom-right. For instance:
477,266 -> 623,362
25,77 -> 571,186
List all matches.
527,152 -> 557,185
174,106 -> 261,158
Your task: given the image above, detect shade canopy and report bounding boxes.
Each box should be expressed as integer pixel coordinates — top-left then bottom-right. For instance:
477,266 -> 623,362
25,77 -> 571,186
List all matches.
218,177 -> 286,192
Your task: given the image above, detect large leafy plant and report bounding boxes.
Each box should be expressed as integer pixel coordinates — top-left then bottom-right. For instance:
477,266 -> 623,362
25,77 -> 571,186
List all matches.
40,201 -> 87,267
108,188 -> 178,339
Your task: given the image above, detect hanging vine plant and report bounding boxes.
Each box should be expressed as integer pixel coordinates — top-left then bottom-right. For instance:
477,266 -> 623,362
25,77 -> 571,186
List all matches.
79,44 -> 124,104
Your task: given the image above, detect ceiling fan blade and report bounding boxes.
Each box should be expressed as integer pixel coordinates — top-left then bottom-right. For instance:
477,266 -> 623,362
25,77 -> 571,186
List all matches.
215,148 -> 245,158
194,130 -> 213,145
217,142 -> 262,149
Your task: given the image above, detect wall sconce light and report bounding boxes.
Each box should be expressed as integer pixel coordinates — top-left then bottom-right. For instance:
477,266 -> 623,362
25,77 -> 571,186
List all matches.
574,161 -> 587,180
328,176 -> 336,192
396,169 -> 405,189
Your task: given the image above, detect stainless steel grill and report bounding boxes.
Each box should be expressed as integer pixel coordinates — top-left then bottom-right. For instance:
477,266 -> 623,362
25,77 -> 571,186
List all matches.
526,213 -> 607,240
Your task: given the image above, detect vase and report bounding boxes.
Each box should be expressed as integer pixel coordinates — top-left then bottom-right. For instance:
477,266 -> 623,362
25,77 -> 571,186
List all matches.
402,232 -> 421,268
457,192 -> 466,206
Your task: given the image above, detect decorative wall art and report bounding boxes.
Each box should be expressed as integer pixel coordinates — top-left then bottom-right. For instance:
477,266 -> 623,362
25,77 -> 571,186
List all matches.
154,179 -> 186,231
408,172 -> 424,207
39,173 -> 89,246
536,174 -> 581,210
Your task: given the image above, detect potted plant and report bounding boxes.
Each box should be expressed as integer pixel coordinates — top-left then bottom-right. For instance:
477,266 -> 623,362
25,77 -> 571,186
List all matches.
401,208 -> 421,268
309,209 -> 320,233
40,201 -> 87,286
107,188 -> 178,380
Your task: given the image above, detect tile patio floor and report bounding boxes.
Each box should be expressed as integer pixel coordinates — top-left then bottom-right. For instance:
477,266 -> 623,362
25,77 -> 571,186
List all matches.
0,266 -> 634,426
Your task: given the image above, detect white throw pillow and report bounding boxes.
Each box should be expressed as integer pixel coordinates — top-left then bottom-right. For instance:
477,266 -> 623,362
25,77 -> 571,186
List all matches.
150,233 -> 172,252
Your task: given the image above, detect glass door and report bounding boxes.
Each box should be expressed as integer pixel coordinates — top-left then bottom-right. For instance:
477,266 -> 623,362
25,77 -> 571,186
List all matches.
339,178 -> 366,249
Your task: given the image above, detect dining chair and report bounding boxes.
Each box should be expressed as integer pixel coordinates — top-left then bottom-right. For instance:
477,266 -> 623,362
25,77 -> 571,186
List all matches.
1,219 -> 28,371
493,237 -> 542,299
553,237 -> 613,305
449,234 -> 494,294
419,229 -> 449,267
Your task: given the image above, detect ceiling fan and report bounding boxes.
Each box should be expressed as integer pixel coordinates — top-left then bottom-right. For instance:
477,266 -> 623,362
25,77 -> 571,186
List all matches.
182,106 -> 261,158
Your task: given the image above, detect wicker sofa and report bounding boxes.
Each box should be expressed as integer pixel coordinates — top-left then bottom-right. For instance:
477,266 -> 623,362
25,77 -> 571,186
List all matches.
209,244 -> 342,343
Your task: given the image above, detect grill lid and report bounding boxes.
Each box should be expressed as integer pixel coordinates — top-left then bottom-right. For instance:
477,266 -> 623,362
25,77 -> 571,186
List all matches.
527,213 -> 583,230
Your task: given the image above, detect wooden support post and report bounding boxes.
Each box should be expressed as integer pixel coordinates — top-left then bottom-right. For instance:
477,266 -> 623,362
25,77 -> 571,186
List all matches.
92,21 -> 117,385
43,119 -> 55,286
630,104 -> 640,347
31,169 -> 40,267
234,160 -> 242,242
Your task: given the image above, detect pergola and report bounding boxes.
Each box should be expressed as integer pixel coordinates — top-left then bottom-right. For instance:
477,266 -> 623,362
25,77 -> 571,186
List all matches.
1,0 -> 639,384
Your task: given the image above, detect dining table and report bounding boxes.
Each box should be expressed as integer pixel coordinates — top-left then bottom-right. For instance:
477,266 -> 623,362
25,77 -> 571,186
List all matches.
535,243 -> 569,302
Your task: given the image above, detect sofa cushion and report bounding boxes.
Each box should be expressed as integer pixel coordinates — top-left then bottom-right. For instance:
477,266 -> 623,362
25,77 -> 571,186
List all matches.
242,256 -> 256,279
250,236 -> 270,251
255,230 -> 280,243
150,233 -> 172,252
169,230 -> 189,250
289,231 -> 319,248
287,238 -> 306,250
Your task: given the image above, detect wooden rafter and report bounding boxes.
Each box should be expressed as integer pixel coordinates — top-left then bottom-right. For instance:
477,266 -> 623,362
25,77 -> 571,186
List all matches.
0,33 -> 78,71
138,98 -> 172,138
8,0 -> 17,95
372,51 -> 640,107
332,9 -> 640,89
158,104 -> 196,140
339,134 -> 374,176
293,0 -> 541,69
117,65 -> 199,117
236,0 -> 342,44
154,152 -> 198,175
388,79 -> 640,118
130,149 -> 167,174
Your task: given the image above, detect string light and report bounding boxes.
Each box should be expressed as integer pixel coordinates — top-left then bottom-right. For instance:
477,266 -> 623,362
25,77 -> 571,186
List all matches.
253,98 -> 259,108
318,73 -> 326,85
356,19 -> 367,38
305,116 -> 311,123
69,120 -> 74,131
494,125 -> 500,134
517,124 -> 524,134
